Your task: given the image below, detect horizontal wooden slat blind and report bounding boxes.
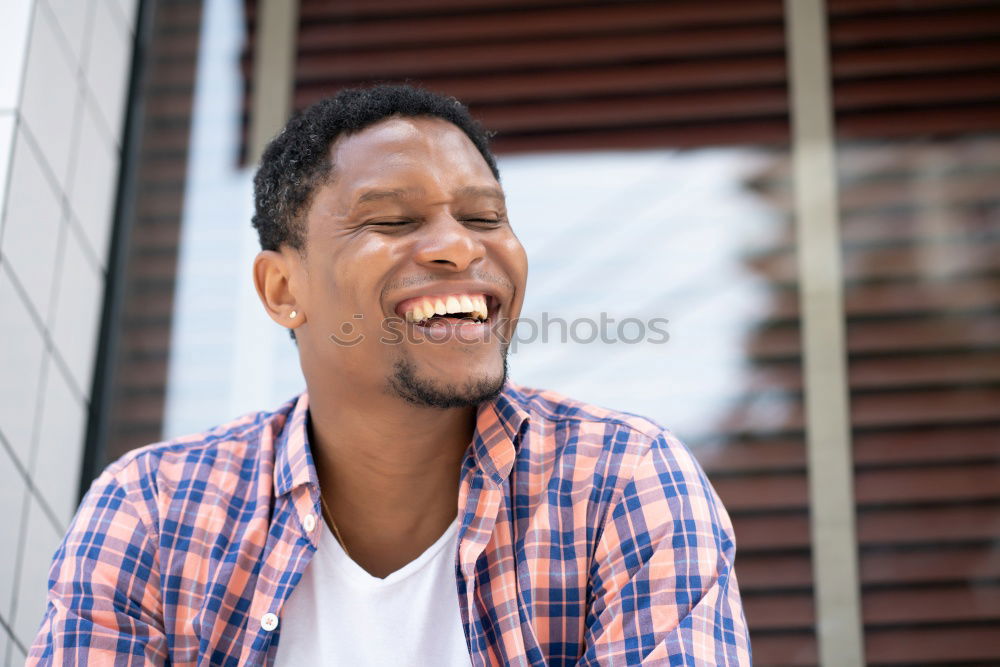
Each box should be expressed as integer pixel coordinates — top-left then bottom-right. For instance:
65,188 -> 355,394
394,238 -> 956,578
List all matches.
829,0 -> 1000,143
839,141 -> 1000,662
745,147 -> 999,663
241,0 -> 794,153
828,1 -> 1000,664
242,0 -> 1000,153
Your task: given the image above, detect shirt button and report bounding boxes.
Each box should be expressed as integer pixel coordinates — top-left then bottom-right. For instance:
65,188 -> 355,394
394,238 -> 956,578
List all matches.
303,513 -> 316,533
261,612 -> 279,632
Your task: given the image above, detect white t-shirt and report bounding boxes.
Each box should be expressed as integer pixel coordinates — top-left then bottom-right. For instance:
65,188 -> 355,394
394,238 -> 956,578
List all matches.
273,516 -> 472,666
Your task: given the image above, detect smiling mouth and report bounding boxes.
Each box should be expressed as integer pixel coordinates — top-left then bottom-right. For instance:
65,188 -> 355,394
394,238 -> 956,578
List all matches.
398,293 -> 497,326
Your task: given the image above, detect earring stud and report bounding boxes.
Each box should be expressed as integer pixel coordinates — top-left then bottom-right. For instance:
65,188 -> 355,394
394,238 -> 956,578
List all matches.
289,310 -> 297,319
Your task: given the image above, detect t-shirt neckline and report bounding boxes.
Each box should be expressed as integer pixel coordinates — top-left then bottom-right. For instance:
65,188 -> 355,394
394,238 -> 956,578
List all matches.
319,515 -> 460,588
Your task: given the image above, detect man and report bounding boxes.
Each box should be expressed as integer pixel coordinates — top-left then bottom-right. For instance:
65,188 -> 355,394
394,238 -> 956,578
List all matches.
29,85 -> 750,665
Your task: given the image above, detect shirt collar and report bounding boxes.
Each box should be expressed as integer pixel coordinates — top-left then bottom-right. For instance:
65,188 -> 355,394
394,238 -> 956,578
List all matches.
272,382 -> 532,496
272,391 -> 317,498
471,382 -> 532,486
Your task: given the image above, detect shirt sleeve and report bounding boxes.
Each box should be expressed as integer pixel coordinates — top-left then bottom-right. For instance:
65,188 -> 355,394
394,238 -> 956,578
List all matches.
26,464 -> 169,666
578,430 -> 752,666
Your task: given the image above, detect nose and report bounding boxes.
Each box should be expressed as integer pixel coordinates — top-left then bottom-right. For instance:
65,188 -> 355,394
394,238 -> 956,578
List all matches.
413,215 -> 486,272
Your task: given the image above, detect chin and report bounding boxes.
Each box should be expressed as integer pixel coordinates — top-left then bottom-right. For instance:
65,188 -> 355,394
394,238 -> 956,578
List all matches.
386,355 -> 507,409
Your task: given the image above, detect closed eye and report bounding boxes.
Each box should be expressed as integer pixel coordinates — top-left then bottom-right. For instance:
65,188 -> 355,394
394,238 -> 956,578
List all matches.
370,220 -> 413,227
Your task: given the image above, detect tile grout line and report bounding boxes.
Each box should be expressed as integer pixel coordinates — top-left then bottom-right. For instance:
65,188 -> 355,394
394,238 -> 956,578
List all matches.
0,425 -> 66,539
0,251 -> 89,405
16,91 -> 106,276
1,100 -> 105,400
4,348 -> 52,645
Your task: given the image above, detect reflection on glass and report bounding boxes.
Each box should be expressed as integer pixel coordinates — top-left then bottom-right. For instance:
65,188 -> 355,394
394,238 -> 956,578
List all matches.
838,137 -> 1000,664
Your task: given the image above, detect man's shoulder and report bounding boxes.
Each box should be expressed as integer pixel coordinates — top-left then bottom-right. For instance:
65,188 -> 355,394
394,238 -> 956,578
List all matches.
504,381 -> 668,443
95,395 -> 300,498
502,382 -> 720,521
502,381 -> 696,481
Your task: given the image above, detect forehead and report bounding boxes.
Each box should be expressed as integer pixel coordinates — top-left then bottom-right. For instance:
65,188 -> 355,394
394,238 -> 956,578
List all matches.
328,116 -> 495,191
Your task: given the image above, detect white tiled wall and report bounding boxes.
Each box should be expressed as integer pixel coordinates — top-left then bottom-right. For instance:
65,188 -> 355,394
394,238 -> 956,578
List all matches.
0,0 -> 137,662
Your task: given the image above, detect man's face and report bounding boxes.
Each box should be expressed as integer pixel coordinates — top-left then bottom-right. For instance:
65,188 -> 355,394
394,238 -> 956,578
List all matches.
294,116 -> 528,407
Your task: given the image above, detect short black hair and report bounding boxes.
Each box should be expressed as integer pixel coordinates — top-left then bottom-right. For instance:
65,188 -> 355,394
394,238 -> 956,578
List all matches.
251,84 -> 499,252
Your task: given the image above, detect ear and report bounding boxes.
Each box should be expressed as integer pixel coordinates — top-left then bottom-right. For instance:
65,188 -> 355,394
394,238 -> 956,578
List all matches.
253,248 -> 304,329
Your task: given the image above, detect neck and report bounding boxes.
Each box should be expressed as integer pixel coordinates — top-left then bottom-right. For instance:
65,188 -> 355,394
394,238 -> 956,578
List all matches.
306,381 -> 477,555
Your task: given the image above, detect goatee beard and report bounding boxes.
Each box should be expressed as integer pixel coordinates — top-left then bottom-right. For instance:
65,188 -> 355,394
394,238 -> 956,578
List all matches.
386,355 -> 508,409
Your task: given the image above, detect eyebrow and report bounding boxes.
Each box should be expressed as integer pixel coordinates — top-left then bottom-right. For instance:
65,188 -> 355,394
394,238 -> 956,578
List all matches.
454,185 -> 505,201
355,188 -> 416,204
354,184 -> 505,206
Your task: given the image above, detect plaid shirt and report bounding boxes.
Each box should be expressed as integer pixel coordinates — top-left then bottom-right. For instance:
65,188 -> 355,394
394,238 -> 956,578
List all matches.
29,382 -> 750,666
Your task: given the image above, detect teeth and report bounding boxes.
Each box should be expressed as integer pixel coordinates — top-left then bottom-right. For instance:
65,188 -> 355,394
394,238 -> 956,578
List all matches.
473,296 -> 488,320
402,293 -> 492,323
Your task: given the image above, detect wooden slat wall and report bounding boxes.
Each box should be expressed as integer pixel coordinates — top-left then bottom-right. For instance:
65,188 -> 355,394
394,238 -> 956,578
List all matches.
241,0 -> 794,152
827,1 -> 1000,663
242,0 -> 1000,152
747,130 -> 1000,663
840,142 -> 1000,661
104,0 -> 203,463
844,164 -> 1000,663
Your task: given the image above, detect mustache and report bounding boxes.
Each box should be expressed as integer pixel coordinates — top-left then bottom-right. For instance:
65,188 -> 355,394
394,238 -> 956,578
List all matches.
382,271 -> 514,294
